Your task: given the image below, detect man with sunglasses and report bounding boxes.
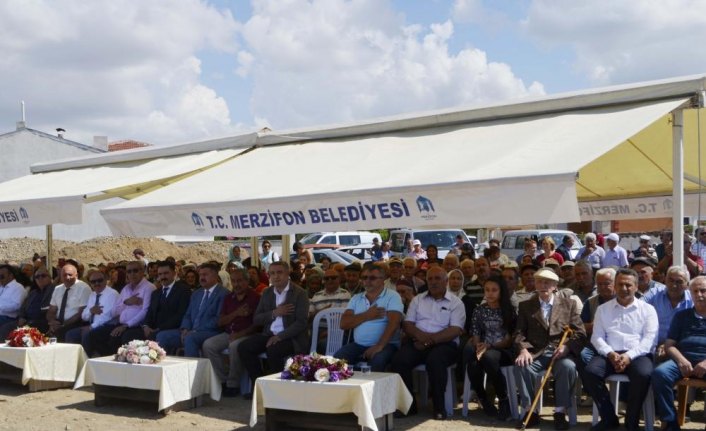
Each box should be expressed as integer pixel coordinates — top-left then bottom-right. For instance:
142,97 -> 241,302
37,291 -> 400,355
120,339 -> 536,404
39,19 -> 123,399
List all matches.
334,265 -> 404,372
65,270 -> 119,354
0,267 -> 53,340
0,264 -> 28,327
46,263 -> 91,342
88,261 -> 155,356
309,269 -> 351,318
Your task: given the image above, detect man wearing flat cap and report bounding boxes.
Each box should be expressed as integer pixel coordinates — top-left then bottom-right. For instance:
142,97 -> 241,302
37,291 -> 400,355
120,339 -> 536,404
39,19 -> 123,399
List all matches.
602,233 -> 629,268
514,268 -> 586,430
631,257 -> 664,301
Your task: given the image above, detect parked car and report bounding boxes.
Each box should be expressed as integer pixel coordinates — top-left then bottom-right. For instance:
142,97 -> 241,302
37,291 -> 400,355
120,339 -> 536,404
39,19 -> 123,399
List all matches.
337,244 -> 374,262
299,231 -> 382,246
290,249 -> 359,265
388,228 -> 472,259
501,229 -> 583,260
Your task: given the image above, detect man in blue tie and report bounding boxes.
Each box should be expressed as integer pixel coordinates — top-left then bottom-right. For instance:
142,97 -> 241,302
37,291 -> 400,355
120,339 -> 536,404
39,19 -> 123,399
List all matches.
158,262 -> 227,357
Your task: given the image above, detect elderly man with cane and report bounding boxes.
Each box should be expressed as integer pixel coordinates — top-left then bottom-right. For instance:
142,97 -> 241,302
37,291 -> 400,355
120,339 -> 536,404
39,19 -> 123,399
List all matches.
514,268 -> 586,430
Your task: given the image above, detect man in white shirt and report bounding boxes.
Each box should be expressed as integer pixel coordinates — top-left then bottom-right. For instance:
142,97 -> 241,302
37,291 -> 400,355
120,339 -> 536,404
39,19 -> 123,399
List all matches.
0,265 -> 27,326
601,233 -> 629,268
64,270 -> 119,354
46,264 -> 91,341
580,268 -> 658,431
390,266 -> 465,420
238,261 -> 309,399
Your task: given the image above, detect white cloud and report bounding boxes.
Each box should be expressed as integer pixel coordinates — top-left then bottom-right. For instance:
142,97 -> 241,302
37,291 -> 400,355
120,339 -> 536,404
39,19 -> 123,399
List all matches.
241,0 -> 544,130
0,0 -> 241,145
524,0 -> 706,85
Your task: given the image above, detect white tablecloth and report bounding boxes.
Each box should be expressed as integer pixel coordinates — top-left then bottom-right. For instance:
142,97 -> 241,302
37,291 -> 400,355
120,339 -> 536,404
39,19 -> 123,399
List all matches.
0,343 -> 87,385
74,356 -> 222,411
250,372 -> 413,431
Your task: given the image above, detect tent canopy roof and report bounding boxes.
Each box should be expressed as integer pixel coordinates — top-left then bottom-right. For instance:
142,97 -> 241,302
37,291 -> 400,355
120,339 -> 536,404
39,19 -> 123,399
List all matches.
1,73 -> 705,234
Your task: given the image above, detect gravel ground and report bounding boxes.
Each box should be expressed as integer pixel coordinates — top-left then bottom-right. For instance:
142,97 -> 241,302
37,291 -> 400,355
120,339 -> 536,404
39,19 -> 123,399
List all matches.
0,382 -> 704,431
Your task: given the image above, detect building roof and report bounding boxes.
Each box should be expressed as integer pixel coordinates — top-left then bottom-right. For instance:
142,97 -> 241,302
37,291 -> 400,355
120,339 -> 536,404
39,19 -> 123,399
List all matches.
108,140 -> 151,152
0,126 -> 105,153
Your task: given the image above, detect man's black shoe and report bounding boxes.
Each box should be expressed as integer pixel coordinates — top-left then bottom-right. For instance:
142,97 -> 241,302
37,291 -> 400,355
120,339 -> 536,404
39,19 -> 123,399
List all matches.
590,417 -> 620,431
433,411 -> 447,421
515,412 -> 540,429
553,412 -> 569,430
498,398 -> 512,421
480,398 -> 498,417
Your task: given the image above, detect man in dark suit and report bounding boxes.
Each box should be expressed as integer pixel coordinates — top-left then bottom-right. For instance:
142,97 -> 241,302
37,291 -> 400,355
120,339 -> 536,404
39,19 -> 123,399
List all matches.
157,262 -> 227,356
141,260 -> 191,343
514,268 -> 586,430
238,260 -> 309,397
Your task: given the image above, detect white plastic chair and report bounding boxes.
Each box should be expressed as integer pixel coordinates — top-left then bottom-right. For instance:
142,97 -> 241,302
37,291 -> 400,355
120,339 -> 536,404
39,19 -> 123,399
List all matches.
591,374 -> 655,431
413,364 -> 457,417
463,367 -> 532,418
309,307 -> 347,356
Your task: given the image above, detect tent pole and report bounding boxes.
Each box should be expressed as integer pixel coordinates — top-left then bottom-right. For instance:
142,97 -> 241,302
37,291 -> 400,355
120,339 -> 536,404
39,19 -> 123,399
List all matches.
281,235 -> 291,264
250,237 -> 260,268
46,225 -> 53,273
672,109 -> 685,265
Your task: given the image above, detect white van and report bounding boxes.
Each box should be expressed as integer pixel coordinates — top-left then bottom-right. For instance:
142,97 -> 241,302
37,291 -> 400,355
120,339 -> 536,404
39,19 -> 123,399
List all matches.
299,231 -> 382,246
501,229 -> 582,260
389,228 -> 472,259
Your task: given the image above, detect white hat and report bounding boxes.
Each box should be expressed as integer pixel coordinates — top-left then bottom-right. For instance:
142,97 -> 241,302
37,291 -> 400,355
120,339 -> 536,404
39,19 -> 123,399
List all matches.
412,239 -> 422,246
639,234 -> 651,241
534,267 -> 559,282
606,233 -> 620,242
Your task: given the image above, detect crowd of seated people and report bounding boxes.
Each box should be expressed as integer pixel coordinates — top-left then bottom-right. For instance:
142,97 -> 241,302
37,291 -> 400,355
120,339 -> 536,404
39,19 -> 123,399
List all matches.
1,230 -> 705,428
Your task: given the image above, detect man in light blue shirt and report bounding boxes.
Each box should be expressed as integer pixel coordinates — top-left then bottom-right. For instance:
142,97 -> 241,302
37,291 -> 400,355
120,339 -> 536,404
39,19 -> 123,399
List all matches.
602,233 -> 629,268
648,266 -> 693,355
335,265 -> 404,371
631,257 -> 665,302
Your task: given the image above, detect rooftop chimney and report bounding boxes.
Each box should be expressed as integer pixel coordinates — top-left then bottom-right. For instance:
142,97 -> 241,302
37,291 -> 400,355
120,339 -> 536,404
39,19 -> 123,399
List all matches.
93,136 -> 109,151
56,128 -> 66,139
16,101 -> 26,130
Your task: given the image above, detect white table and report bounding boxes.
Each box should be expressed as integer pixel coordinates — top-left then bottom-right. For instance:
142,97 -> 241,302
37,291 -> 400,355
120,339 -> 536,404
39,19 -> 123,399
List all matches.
0,343 -> 87,391
74,356 -> 222,412
250,372 -> 413,431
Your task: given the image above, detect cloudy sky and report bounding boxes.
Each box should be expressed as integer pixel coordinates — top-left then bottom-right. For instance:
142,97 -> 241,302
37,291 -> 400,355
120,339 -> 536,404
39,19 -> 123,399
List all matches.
2,0 -> 705,146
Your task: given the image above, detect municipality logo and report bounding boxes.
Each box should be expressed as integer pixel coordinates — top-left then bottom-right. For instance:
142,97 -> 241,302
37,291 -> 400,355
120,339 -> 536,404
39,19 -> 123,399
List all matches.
19,207 -> 29,224
191,212 -> 205,232
416,196 -> 436,220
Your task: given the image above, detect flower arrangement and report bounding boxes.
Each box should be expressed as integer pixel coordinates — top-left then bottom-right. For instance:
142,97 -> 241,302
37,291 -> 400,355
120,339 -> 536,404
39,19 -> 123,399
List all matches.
114,340 -> 167,364
281,353 -> 354,382
6,326 -> 48,347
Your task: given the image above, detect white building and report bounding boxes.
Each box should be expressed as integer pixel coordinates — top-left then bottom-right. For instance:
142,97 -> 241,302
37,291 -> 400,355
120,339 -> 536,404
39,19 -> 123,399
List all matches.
0,122 -> 112,241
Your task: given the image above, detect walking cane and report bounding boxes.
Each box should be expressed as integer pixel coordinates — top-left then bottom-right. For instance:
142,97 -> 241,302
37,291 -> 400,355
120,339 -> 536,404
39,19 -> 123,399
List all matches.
521,325 -> 574,430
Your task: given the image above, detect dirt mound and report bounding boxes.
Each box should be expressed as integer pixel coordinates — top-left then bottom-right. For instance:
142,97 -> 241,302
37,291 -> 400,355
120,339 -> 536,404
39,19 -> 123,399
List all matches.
0,237 -> 247,266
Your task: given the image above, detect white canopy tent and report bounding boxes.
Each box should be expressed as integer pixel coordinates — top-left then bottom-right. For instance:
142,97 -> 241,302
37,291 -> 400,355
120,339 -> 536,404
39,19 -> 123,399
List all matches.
97,75 -> 706,264
0,148 -> 245,228
101,98 -> 689,236
0,74 -> 704,266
